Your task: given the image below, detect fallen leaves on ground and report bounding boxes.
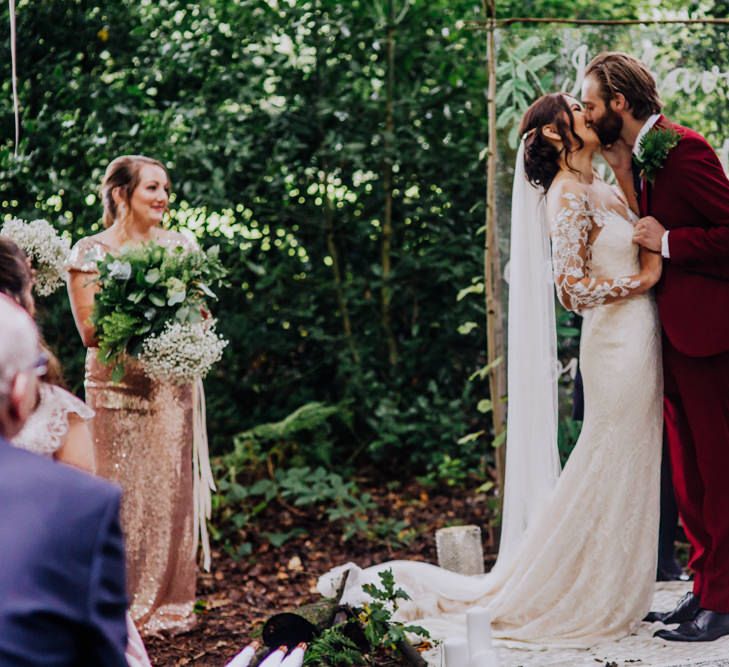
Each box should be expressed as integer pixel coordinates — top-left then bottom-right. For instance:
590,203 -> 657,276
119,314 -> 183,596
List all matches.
145,479 -> 495,666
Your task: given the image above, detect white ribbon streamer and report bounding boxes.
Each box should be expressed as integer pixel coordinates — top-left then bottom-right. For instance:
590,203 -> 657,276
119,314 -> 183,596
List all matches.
192,378 -> 216,571
9,0 -> 19,156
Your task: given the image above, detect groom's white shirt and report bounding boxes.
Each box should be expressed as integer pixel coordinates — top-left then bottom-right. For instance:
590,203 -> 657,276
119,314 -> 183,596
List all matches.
633,113 -> 671,258
633,114 -> 660,159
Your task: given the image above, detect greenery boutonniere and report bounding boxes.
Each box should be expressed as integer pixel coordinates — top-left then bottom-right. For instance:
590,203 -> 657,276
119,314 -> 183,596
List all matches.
634,127 -> 681,183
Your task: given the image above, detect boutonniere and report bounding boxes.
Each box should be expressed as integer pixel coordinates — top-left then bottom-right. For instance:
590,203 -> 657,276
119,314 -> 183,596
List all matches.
634,127 -> 681,183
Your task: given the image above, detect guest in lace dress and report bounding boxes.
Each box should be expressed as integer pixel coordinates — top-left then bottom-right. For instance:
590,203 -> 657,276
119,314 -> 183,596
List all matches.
0,237 -> 95,470
67,155 -> 198,636
0,236 -> 152,666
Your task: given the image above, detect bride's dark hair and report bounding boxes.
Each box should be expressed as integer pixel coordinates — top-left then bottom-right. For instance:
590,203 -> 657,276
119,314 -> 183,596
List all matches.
519,93 -> 584,191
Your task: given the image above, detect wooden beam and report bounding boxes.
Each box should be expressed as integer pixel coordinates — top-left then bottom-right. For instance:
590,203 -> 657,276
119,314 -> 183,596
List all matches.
482,0 -> 507,514
466,16 -> 729,28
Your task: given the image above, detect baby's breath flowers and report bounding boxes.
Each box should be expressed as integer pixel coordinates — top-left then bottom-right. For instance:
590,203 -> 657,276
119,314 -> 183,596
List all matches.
1,218 -> 71,296
139,320 -> 228,384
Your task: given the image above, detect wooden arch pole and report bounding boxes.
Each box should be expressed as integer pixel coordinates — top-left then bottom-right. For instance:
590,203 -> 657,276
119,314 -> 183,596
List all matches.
482,0 -> 507,514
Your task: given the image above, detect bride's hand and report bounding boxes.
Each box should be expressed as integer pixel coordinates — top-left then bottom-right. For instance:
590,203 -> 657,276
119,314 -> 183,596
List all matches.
639,246 -> 663,286
600,138 -> 633,174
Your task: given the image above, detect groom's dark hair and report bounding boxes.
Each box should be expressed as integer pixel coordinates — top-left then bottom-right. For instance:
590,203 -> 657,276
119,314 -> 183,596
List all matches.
585,52 -> 663,120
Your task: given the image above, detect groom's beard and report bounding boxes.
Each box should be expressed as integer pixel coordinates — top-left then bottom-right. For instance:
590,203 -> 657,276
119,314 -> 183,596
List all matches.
592,108 -> 623,146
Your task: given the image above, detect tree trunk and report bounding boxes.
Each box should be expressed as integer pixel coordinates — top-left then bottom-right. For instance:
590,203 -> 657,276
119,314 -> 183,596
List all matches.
324,173 -> 361,366
314,0 -> 360,367
482,0 -> 507,514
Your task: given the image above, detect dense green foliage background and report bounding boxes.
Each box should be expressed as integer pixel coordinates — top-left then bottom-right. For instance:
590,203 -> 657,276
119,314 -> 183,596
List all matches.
2,1 -> 728,520
1,0 -> 495,482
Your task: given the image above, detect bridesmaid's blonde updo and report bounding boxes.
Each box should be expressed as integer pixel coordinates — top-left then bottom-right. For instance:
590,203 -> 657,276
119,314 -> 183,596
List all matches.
100,155 -> 171,228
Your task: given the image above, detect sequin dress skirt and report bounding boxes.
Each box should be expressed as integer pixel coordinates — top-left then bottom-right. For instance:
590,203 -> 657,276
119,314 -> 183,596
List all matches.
85,348 -> 197,635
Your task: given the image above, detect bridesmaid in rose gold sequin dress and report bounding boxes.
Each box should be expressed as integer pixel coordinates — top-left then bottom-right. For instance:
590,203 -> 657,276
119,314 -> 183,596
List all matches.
67,156 -> 198,636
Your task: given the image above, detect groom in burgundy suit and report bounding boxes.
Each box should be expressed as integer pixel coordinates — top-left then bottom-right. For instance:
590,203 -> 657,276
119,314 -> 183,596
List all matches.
582,51 -> 729,642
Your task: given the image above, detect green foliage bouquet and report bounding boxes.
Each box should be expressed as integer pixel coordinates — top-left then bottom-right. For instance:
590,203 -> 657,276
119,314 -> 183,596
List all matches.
91,241 -> 228,383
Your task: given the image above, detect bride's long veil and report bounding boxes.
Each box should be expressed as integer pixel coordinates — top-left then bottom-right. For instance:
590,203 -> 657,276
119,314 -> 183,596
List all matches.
316,142 -> 565,617
495,140 -> 561,568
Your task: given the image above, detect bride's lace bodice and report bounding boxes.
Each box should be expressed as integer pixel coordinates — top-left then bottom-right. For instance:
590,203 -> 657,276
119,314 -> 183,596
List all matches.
548,181 -> 642,314
14,384 -> 94,456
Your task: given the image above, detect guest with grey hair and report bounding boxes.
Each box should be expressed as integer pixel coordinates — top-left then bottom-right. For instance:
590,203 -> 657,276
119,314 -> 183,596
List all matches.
0,294 -> 128,666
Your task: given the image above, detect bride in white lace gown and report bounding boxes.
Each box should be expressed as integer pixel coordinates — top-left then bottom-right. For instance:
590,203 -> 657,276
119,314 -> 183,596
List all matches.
319,94 -> 664,651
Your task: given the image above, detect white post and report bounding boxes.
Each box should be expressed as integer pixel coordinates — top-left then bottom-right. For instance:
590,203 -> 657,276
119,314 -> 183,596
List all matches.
436,525 -> 485,575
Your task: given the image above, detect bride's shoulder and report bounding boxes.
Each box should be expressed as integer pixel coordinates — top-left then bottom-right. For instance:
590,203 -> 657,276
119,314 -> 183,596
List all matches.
548,177 -> 591,200
546,178 -> 594,218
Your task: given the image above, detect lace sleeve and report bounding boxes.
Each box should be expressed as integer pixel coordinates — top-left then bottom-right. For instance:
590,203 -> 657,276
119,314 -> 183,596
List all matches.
12,384 -> 94,457
66,237 -> 106,273
550,190 -> 641,314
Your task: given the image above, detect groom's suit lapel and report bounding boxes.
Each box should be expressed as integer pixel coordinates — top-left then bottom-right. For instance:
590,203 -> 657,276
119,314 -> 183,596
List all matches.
640,174 -> 649,215
639,114 -> 668,215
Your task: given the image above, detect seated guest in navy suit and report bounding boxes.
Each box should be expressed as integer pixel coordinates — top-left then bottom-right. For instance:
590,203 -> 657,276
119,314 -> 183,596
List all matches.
0,295 -> 128,666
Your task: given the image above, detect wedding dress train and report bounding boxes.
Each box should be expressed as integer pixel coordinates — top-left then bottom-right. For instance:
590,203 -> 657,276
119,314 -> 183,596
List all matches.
319,179 -> 663,651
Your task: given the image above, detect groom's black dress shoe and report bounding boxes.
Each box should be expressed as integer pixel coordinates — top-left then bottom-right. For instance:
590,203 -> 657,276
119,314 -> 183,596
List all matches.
655,610 -> 729,642
643,592 -> 700,624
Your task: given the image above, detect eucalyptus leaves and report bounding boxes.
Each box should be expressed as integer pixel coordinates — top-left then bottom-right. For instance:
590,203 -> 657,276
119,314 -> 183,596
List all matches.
91,241 -> 228,383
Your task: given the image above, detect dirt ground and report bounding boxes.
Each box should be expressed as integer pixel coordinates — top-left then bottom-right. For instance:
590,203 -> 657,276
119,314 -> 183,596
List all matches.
145,480 -> 495,666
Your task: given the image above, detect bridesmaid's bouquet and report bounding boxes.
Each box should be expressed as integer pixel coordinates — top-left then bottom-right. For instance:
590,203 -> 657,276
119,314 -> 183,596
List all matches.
1,218 -> 71,296
91,241 -> 228,383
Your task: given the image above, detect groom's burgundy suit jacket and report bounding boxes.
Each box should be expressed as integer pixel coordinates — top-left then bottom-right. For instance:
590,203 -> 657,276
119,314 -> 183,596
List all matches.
641,116 -> 729,357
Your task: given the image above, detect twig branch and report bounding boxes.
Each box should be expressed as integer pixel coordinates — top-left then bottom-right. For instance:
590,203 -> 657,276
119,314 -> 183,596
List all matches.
381,0 -> 399,367
465,16 -> 729,28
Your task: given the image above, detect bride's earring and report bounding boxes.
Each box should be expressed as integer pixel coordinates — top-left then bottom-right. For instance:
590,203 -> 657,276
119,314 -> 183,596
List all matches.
117,201 -> 128,222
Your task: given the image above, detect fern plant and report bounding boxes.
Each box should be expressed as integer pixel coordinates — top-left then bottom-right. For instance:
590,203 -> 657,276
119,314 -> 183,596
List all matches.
634,127 -> 681,182
228,401 -> 350,474
303,627 -> 364,666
